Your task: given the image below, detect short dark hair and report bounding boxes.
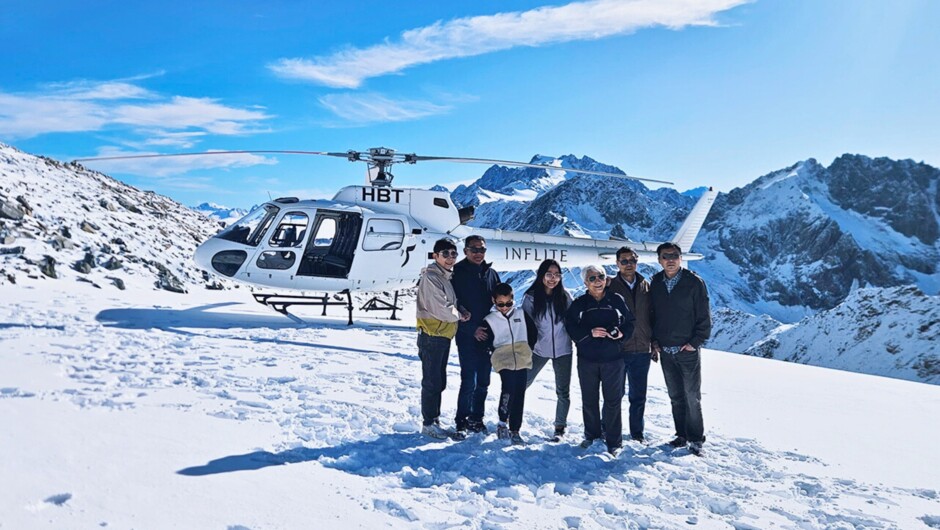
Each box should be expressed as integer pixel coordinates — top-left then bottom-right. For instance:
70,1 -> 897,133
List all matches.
616,246 -> 637,261
465,235 -> 486,248
656,242 -> 682,257
433,238 -> 457,253
493,282 -> 513,297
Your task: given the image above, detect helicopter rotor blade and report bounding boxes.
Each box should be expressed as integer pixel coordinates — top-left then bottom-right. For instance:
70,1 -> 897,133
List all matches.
71,150 -> 351,163
411,155 -> 673,185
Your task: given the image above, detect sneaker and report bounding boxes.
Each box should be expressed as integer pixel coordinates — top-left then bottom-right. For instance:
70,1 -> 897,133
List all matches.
579,438 -> 595,449
452,429 -> 468,441
510,431 -> 525,446
631,434 -> 645,443
668,436 -> 688,448
688,441 -> 704,456
608,445 -> 622,457
549,426 -> 566,443
421,423 -> 450,440
496,422 -> 510,440
467,420 -> 488,434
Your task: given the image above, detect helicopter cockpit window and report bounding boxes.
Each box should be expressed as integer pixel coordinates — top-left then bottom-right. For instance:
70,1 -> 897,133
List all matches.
217,205 -> 280,247
268,212 -> 309,248
312,217 -> 336,247
362,219 -> 404,251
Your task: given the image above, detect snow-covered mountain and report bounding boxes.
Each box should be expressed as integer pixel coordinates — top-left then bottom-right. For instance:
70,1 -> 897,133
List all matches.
0,143 -> 222,292
450,153 -> 940,385
191,202 -> 249,227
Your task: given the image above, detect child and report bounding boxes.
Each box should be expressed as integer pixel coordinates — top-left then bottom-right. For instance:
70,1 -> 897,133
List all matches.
480,283 -> 537,445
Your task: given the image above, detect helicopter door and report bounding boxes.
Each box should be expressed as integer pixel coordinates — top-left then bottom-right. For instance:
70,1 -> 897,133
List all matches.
348,215 -> 415,290
241,211 -> 309,279
297,211 -> 363,278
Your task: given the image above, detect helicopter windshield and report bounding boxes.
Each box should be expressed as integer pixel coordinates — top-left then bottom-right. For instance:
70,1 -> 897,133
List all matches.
217,204 -> 280,246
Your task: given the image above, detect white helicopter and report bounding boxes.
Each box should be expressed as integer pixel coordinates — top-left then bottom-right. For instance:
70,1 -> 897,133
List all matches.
76,147 -> 717,324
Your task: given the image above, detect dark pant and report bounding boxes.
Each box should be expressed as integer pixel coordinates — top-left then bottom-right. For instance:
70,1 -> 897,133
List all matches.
498,368 -> 528,432
418,332 -> 451,426
525,354 -> 573,428
577,358 -> 625,450
660,349 -> 705,443
454,333 -> 491,428
623,351 -> 652,439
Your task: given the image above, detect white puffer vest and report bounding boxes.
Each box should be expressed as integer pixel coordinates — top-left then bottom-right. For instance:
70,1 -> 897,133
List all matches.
484,307 -> 533,372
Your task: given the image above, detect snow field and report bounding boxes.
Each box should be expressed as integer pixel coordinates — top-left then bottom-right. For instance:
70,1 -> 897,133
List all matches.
1,281 -> 939,529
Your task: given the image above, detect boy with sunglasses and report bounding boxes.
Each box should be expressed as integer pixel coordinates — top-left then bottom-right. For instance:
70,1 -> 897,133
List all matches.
416,238 -> 470,440
479,283 -> 536,444
649,243 -> 711,456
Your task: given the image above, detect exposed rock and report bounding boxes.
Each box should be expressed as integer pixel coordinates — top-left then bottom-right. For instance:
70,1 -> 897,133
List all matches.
115,196 -> 142,214
151,261 -> 187,294
80,220 -> 100,233
0,200 -> 24,220
40,255 -> 57,278
76,276 -> 101,288
0,246 -> 25,255
15,196 -> 32,216
99,198 -> 117,211
103,257 -> 123,270
49,235 -> 76,251
107,276 -> 126,290
72,252 -> 96,274
61,226 -> 71,239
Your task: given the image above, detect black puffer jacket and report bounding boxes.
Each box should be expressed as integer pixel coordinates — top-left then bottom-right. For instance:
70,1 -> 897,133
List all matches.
564,290 -> 634,363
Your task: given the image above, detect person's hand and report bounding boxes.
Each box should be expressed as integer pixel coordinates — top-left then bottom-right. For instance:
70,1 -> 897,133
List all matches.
681,343 -> 696,352
459,310 -> 471,322
474,326 -> 488,341
591,327 -> 608,338
651,350 -> 659,363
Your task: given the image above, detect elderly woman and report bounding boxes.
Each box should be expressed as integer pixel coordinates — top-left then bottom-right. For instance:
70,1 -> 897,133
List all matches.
564,264 -> 635,455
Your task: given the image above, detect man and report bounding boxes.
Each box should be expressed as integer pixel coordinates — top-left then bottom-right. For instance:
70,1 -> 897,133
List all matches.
416,238 -> 470,439
649,243 -> 712,456
607,246 -> 654,443
450,235 -> 501,436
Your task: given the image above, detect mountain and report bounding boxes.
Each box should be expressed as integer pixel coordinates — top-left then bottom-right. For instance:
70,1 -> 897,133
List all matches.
449,153 -> 940,384
0,143 -> 222,292
192,202 -> 249,227
695,155 -> 940,322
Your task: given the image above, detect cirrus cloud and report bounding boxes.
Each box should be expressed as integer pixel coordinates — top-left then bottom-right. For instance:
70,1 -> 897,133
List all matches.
269,0 -> 749,88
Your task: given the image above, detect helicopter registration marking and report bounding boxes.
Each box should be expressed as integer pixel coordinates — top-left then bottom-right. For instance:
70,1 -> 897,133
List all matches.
505,247 -> 568,262
361,188 -> 404,203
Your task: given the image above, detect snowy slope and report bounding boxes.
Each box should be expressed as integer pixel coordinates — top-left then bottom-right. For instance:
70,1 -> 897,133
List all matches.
1,281 -> 939,529
0,143 -> 221,292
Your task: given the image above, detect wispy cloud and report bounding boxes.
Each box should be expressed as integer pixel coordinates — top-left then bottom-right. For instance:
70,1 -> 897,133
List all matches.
0,78 -> 272,141
319,93 -> 453,125
269,0 -> 748,88
78,147 -> 277,177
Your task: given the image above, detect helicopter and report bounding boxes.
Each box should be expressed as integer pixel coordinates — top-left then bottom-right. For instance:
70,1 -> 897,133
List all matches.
75,147 -> 717,324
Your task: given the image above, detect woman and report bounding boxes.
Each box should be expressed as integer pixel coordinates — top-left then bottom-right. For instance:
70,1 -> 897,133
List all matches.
564,264 -> 634,456
523,259 -> 574,442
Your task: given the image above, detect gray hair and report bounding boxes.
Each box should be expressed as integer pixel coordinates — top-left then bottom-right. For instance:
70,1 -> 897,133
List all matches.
581,265 -> 605,284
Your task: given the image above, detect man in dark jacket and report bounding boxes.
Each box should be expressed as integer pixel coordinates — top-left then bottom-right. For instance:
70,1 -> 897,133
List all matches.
649,243 -> 711,456
607,246 -> 654,443
451,235 -> 501,435
565,265 -> 635,456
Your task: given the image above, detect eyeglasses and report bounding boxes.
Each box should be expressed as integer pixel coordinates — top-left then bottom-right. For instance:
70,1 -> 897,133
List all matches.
495,301 -> 514,308
660,252 -> 680,260
544,272 -> 561,279
466,247 -> 487,254
587,274 -> 606,283
437,250 -> 458,258
618,259 -> 638,265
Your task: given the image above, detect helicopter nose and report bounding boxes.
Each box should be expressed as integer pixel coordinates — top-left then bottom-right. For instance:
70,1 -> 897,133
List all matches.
193,237 -> 249,278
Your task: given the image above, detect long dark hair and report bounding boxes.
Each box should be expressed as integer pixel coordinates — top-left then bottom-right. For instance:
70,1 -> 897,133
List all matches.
525,259 -> 570,321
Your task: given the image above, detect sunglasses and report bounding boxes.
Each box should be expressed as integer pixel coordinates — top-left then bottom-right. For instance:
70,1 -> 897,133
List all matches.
587,274 -> 607,283
544,272 -> 561,279
660,252 -> 680,260
465,246 -> 487,254
495,301 -> 514,308
618,259 -> 638,265
437,250 -> 458,258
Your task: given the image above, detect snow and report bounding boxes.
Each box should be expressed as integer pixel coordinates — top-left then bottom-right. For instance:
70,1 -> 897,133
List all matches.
2,279 -> 939,528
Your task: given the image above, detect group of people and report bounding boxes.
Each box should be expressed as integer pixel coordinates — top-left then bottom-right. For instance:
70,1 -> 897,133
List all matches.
415,235 -> 711,456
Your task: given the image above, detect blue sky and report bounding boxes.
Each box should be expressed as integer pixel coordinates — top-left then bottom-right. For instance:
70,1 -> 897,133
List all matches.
2,0 -> 938,208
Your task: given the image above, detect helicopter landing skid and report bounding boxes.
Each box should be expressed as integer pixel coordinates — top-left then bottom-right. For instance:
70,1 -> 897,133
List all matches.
253,291 -> 354,326
359,291 -> 401,320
